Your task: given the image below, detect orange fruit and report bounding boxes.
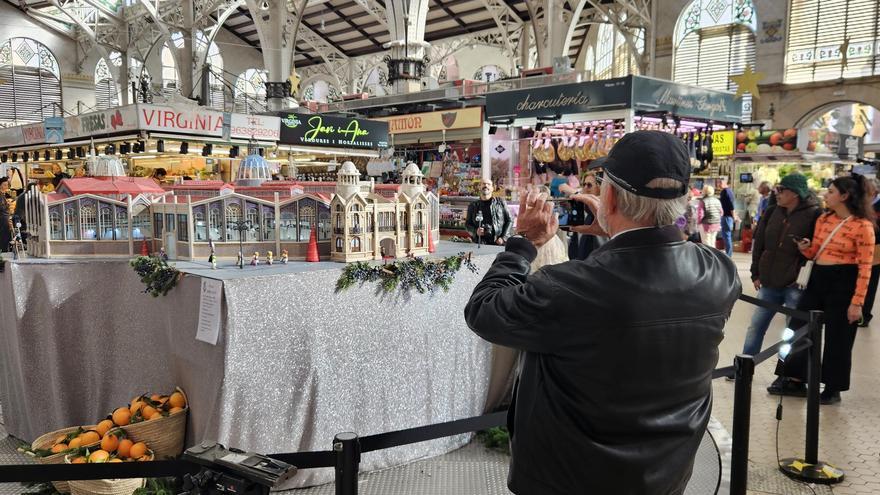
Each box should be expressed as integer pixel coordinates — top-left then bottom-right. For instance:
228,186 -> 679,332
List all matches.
68,437 -> 83,449
71,456 -> 87,464
169,407 -> 184,414
51,444 -> 68,454
88,450 -> 110,463
130,400 -> 144,415
141,405 -> 157,419
168,392 -> 186,409
112,407 -> 131,426
79,431 -> 101,445
150,394 -> 161,402
129,442 -> 147,460
117,439 -> 133,458
147,412 -> 163,421
109,458 -> 123,463
101,433 -> 119,452
95,419 -> 114,437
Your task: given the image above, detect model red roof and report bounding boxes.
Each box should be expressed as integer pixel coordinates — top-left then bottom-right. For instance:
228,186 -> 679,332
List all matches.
59,177 -> 166,196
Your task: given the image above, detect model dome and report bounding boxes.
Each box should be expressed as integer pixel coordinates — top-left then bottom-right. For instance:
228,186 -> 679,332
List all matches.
402,162 -> 423,177
235,153 -> 272,186
339,161 -> 359,176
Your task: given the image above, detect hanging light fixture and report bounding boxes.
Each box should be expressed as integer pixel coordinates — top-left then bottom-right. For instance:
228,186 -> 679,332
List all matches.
180,142 -> 189,154
156,140 -> 165,153
55,149 -> 63,160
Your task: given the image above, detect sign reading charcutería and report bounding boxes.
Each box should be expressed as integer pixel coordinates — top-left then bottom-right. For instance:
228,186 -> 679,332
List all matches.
278,113 -> 389,149
485,78 -> 632,120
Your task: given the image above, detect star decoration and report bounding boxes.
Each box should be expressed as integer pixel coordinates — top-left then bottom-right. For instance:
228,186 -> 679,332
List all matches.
288,72 -> 301,97
787,460 -> 812,472
839,37 -> 851,69
729,64 -> 765,100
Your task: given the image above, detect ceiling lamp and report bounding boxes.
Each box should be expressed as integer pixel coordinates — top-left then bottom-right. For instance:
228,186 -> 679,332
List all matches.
259,0 -> 269,10
156,140 -> 165,153
55,149 -> 63,160
180,142 -> 189,154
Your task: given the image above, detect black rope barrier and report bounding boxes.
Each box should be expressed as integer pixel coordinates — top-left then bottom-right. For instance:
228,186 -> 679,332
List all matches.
360,411 -> 507,453
737,294 -> 811,321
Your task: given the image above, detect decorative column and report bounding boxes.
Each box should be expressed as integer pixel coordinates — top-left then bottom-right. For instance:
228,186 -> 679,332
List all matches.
385,0 -> 430,93
245,0 -> 298,110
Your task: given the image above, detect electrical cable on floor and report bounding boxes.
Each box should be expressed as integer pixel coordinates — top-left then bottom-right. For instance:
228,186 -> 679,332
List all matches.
773,395 -> 819,495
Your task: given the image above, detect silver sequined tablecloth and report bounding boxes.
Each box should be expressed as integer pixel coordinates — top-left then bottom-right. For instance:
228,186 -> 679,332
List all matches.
0,245 -> 509,488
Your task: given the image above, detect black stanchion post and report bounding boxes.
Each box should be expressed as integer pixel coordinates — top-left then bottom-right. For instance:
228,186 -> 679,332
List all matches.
334,432 -> 360,495
730,354 -> 755,495
779,310 -> 845,484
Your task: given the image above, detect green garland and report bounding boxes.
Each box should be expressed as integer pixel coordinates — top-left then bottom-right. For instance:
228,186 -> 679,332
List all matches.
130,256 -> 182,297
336,252 -> 478,295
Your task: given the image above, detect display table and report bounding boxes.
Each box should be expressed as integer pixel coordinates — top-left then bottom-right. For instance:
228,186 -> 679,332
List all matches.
0,242 -> 511,488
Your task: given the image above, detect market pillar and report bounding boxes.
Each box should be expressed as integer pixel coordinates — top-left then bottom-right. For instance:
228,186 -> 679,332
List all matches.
481,122 -> 491,182
385,0 -> 430,94
245,0 -> 298,110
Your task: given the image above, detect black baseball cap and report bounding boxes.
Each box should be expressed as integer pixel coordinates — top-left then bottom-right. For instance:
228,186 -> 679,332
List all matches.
599,130 -> 691,199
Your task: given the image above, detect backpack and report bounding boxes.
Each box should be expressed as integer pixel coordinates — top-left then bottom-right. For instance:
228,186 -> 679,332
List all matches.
701,198 -> 719,224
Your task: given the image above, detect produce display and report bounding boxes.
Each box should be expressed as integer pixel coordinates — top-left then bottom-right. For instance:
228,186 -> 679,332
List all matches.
736,128 -> 798,153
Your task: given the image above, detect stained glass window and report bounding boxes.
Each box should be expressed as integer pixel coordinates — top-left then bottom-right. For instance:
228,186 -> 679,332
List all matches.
0,38 -> 62,126
234,69 -> 268,113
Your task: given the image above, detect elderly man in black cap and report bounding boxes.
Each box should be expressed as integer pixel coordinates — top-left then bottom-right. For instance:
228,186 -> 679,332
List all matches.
465,131 -> 742,495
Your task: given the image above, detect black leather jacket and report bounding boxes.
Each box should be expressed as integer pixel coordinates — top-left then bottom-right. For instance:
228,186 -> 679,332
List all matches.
465,197 -> 513,243
465,226 -> 741,495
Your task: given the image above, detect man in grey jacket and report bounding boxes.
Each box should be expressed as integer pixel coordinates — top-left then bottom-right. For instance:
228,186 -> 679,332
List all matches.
465,131 -> 741,495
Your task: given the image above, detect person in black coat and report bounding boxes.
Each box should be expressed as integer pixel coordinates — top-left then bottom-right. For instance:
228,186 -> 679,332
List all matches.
465,132 -> 741,495
0,178 -> 12,252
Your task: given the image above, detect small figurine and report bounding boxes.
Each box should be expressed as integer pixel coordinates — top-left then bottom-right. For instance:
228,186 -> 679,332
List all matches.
251,252 -> 260,266
280,249 -> 288,264
208,238 -> 217,269
159,247 -> 169,261
237,250 -> 244,269
266,250 -> 273,265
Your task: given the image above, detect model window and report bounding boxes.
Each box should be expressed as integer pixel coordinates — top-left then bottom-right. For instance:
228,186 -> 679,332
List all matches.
399,211 -> 408,230
415,232 -> 424,247
318,211 -> 329,240
281,204 -> 297,241
416,211 -> 424,230
80,204 -> 97,240
154,213 -> 163,238
226,203 -> 242,241
336,237 -> 343,252
246,207 -> 259,242
299,205 -> 315,242
133,212 -> 151,239
65,207 -> 78,240
177,214 -> 188,241
115,206 -> 128,240
351,237 -> 361,252
262,210 -> 275,241
49,210 -> 62,240
194,211 -> 207,241
209,207 -> 222,241
99,206 -> 113,240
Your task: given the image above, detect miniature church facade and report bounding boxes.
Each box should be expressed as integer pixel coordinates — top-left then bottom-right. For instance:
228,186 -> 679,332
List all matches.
330,162 -> 435,262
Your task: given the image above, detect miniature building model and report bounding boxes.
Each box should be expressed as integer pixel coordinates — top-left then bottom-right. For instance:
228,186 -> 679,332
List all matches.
330,161 -> 436,262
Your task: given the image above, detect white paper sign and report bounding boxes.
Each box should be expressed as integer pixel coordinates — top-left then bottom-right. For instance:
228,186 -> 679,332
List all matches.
196,278 -> 223,345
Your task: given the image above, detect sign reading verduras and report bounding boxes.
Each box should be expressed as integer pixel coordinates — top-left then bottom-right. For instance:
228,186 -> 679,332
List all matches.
278,113 -> 389,149
485,78 -> 631,120
375,107 -> 483,134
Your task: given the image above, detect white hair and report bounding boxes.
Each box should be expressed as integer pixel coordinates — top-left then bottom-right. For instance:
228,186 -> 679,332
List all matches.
603,178 -> 689,226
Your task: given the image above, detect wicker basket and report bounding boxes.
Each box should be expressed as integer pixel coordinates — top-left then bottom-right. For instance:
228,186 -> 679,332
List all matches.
120,388 -> 188,459
31,425 -> 101,494
65,452 -> 154,495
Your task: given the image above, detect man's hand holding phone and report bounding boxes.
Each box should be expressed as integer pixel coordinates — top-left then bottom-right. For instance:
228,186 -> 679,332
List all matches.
568,194 -> 608,237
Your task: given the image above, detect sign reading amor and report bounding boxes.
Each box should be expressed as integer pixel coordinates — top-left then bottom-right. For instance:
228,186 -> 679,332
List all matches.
375,107 -> 483,134
139,104 -> 225,137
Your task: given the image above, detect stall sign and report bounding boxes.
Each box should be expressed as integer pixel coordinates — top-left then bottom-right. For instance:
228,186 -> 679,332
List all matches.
837,133 -> 864,159
22,124 -> 46,145
139,104 -> 225,137
64,105 -> 139,140
44,117 -> 64,143
712,130 -> 735,156
797,128 -> 862,158
736,128 -> 798,153
278,113 -> 389,149
230,114 -> 281,140
0,126 -> 23,148
375,107 -> 483,134
485,77 -> 631,120
632,76 -> 741,122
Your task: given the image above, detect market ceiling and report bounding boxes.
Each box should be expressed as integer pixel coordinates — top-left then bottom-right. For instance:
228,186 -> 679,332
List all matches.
5,0 -> 619,68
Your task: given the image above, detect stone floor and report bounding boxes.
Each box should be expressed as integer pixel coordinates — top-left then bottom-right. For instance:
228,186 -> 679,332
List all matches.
1,252 -> 877,495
